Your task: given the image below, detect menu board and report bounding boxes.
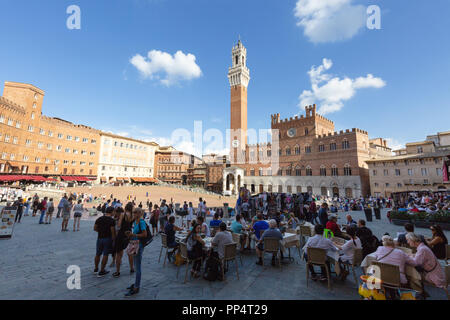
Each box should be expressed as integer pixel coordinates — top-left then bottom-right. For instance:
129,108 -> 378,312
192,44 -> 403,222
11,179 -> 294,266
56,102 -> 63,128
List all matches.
0,206 -> 17,239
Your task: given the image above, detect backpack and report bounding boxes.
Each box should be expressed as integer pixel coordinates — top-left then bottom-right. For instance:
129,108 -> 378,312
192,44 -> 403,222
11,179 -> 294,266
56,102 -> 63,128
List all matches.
48,205 -> 55,214
37,202 -> 44,210
138,220 -> 153,247
203,253 -> 223,281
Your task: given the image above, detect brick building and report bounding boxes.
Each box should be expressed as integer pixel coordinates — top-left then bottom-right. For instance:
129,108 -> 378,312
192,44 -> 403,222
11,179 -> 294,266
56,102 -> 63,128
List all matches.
222,41 -> 391,198
0,82 -> 100,180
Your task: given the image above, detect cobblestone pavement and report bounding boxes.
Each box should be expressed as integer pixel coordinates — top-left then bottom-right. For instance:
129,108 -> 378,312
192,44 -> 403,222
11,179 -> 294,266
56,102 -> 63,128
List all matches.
1,209 -> 448,300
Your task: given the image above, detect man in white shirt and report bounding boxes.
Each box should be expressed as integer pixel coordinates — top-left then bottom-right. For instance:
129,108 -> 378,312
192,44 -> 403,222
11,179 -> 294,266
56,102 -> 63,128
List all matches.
303,224 -> 339,281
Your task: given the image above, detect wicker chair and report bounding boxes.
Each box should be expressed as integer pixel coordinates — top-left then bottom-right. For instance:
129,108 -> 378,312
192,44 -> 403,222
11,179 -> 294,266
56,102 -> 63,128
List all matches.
221,242 -> 240,280
158,233 -> 169,266
231,232 -> 244,265
371,261 -> 403,290
306,247 -> 331,291
341,248 -> 363,287
262,237 -> 282,268
176,242 -> 202,284
299,225 -> 312,247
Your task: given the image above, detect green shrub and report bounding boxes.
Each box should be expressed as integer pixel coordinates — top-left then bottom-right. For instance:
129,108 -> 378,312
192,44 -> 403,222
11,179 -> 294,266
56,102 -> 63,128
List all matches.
390,211 -> 413,221
428,210 -> 450,223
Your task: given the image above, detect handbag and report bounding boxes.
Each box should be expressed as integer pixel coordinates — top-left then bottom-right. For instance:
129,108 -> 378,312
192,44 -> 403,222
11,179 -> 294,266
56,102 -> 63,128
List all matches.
126,240 -> 140,256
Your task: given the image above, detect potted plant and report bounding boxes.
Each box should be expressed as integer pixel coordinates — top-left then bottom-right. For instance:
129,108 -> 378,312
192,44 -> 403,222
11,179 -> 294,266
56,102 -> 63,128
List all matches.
428,210 -> 450,231
413,211 -> 431,229
390,210 -> 413,226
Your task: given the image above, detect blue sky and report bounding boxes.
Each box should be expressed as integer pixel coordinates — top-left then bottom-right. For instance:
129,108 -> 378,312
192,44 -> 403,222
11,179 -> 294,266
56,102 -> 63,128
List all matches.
1,0 -> 449,155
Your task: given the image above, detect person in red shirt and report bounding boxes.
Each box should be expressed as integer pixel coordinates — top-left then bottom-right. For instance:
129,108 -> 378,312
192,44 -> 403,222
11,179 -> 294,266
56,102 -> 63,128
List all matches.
325,216 -> 349,239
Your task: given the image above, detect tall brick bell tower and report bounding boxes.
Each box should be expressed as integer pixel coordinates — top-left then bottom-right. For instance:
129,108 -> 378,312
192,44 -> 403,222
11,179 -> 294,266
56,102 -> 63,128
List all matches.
228,40 -> 250,163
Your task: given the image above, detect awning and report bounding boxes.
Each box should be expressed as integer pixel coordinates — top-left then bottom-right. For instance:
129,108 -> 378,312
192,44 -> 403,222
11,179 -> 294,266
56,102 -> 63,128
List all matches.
0,175 -> 49,182
130,177 -> 159,183
61,176 -> 91,182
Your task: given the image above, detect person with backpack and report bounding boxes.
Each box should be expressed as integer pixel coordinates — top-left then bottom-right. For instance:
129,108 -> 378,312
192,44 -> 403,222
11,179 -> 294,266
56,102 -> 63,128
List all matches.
32,196 -> 39,217
125,208 -> 148,297
44,198 -> 55,224
186,221 -> 205,279
149,204 -> 160,236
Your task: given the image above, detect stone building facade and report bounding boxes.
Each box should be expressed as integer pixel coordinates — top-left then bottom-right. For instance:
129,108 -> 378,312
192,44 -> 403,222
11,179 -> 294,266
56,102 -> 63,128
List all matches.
367,135 -> 450,197
97,132 -> 158,183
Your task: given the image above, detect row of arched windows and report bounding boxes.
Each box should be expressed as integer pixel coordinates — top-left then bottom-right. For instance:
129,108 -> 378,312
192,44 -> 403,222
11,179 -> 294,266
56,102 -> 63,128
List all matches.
246,164 -> 352,177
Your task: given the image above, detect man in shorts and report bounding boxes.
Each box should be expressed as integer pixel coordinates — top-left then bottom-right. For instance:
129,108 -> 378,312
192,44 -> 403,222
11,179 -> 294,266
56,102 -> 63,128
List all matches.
94,206 -> 116,277
61,196 -> 72,232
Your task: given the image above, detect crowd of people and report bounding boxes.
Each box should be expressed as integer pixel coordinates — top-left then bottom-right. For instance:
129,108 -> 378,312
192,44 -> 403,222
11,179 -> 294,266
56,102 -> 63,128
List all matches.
3,186 -> 449,300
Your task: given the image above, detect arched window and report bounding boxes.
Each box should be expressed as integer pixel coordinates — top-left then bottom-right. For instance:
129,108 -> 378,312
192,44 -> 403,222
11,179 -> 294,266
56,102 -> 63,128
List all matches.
305,166 -> 312,176
344,164 -> 352,176
259,167 -> 263,176
285,147 -> 291,155
331,164 -> 338,176
285,167 -> 292,176
320,165 -> 326,176
330,141 -> 337,150
295,165 -> 301,176
294,145 -> 300,155
267,167 -> 272,176
250,168 -> 255,176
342,139 -> 350,149
305,145 -> 312,153
319,144 -> 325,152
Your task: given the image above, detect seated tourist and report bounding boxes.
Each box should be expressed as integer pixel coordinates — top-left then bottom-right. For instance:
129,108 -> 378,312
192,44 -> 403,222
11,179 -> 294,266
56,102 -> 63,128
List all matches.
426,225 -> 448,260
196,216 -> 210,237
209,213 -> 222,228
211,222 -> 233,260
255,220 -> 283,266
406,233 -> 447,289
186,222 -> 205,278
252,214 -> 269,241
303,224 -> 339,281
164,216 -> 183,261
326,216 -> 349,239
356,219 -> 376,257
287,213 -> 300,230
335,226 -> 362,280
231,214 -> 248,252
345,214 -> 357,228
396,223 -> 415,246
372,235 -> 415,285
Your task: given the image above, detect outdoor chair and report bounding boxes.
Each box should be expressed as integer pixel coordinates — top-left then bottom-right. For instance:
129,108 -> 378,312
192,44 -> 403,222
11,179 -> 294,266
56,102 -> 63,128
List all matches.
306,247 -> 332,291
299,225 -> 312,247
371,261 -> 404,291
231,232 -> 244,265
177,242 -> 203,284
158,233 -> 169,266
262,237 -> 282,268
341,248 -> 363,287
221,242 -> 240,280
284,229 -> 301,262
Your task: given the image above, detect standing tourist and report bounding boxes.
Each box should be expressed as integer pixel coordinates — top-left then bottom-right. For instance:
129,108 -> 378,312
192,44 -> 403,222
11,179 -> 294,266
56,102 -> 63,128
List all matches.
44,198 -> 55,224
56,195 -> 66,218
94,206 -> 116,277
38,197 -> 48,224
24,197 -> 31,216
113,204 -> 134,278
149,204 -> 160,236
61,196 -> 72,232
186,202 -> 195,228
125,208 -> 147,297
32,196 -> 39,217
72,200 -> 84,231
13,197 -> 24,223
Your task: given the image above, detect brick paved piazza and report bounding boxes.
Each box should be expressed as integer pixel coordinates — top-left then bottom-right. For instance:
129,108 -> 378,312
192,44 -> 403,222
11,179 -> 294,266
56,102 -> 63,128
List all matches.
1,208 -> 448,300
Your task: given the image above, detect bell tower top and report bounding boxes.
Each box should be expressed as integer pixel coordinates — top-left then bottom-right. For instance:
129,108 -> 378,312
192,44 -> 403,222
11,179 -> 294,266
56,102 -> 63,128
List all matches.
228,40 -> 250,88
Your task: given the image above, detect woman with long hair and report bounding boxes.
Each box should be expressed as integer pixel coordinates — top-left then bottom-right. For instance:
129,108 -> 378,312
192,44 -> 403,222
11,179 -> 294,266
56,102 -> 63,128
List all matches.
72,199 -> 83,231
185,221 -> 205,278
336,225 -> 362,280
426,225 -> 448,260
113,202 -> 135,277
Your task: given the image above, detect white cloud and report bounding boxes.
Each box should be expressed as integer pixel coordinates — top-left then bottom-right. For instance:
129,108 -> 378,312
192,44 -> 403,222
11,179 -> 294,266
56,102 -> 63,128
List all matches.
299,58 -> 385,114
130,50 -> 202,86
294,0 -> 366,43
385,138 -> 405,152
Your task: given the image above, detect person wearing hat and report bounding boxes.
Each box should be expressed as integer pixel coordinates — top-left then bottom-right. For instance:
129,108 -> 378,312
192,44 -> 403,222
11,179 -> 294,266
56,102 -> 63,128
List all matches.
325,215 -> 349,239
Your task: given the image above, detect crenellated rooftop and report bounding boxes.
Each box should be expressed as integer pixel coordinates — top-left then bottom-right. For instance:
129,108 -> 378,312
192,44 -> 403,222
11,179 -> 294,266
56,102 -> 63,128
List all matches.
316,128 -> 368,139
271,104 -> 334,126
0,96 -> 27,114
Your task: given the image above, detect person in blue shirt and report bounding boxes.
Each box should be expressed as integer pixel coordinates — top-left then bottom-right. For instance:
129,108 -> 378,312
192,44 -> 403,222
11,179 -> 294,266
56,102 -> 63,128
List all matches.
209,213 -> 222,228
256,219 -> 283,266
125,208 -> 147,297
252,213 -> 269,241
231,214 -> 248,252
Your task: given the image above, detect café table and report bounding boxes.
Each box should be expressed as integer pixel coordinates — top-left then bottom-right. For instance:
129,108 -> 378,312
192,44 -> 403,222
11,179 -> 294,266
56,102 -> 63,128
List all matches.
280,232 -> 299,263
175,231 -> 213,250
